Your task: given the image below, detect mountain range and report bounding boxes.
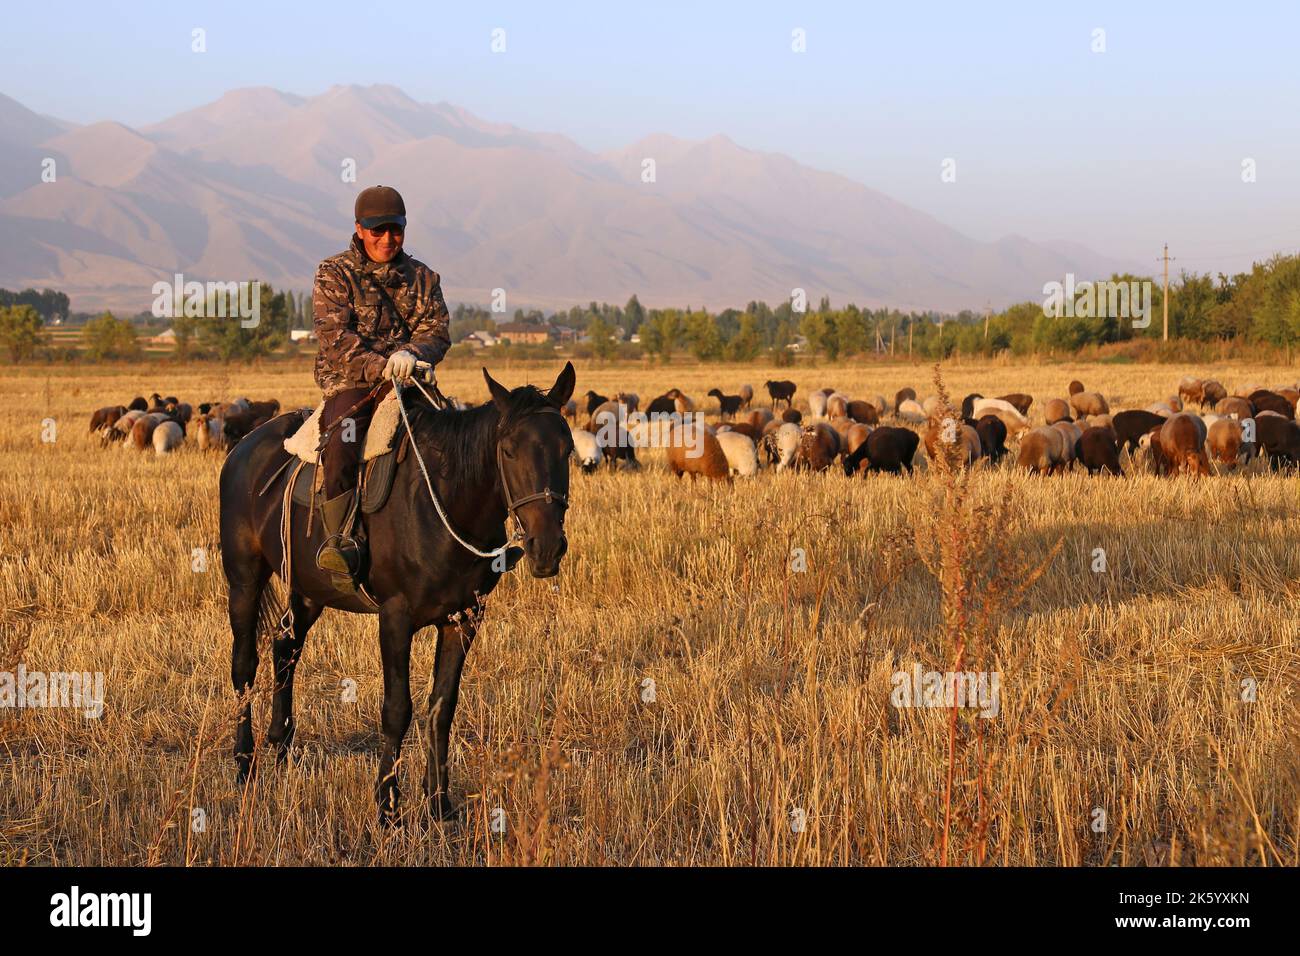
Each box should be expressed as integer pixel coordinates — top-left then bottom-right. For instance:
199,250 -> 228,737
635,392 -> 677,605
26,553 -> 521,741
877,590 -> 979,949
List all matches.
0,84 -> 1139,315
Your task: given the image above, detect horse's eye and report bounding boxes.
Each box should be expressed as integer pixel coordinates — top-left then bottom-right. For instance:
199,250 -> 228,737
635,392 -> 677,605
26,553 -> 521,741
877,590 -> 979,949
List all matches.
502,444 -> 515,460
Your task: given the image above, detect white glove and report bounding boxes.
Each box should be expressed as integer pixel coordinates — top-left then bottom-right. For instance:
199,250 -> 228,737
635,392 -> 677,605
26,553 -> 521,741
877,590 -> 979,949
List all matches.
384,350 -> 417,383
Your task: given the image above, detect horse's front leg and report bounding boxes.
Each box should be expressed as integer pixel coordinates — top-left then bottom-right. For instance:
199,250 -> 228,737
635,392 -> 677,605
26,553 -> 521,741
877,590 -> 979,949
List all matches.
425,616 -> 477,820
375,596 -> 415,827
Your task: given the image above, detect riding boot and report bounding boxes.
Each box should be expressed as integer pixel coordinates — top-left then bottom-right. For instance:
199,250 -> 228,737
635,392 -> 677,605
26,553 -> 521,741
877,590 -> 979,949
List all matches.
316,490 -> 366,578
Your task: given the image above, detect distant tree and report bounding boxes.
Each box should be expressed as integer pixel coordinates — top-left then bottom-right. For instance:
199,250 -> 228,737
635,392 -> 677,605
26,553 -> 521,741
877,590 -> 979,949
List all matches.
82,312 -> 139,360
684,310 -> 723,360
197,284 -> 290,361
725,312 -> 762,361
587,315 -> 618,359
641,309 -> 683,362
623,294 -> 646,335
0,305 -> 46,361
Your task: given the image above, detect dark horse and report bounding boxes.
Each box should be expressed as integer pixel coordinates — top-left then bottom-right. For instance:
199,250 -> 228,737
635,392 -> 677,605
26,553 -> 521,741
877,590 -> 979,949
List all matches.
219,363 -> 576,823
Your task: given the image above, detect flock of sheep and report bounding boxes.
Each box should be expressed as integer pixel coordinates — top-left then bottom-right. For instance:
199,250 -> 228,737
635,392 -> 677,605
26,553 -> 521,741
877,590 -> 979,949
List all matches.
564,376 -> 1300,481
89,393 -> 281,456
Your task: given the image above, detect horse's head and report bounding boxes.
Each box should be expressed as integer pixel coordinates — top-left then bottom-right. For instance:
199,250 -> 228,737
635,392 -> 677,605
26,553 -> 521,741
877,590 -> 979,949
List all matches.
485,362 -> 577,578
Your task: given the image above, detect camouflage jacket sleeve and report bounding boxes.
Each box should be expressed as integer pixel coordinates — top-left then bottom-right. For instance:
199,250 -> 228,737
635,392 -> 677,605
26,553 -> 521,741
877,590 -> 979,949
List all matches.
403,268 -> 452,368
313,260 -> 388,390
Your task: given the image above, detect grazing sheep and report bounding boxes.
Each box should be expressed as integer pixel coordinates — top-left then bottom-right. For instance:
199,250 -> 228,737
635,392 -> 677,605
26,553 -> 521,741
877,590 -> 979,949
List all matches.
970,398 -> 1030,436
131,413 -> 167,451
827,416 -> 856,447
996,393 -> 1033,416
715,430 -> 759,477
1067,380 -> 1085,396
666,425 -> 731,482
796,423 -> 841,471
1254,415 -> 1300,469
1044,398 -> 1072,424
843,426 -> 919,476
1165,395 -> 1184,413
1178,377 -> 1204,407
1248,389 -> 1295,419
719,420 -> 764,443
1275,386 -> 1300,407
1146,402 -> 1176,418
845,400 -> 879,425
1017,426 -> 1068,474
673,393 -> 696,415
1086,413 -> 1113,432
222,399 -> 280,446
808,391 -> 829,419
924,418 -> 980,467
782,408 -> 803,425
974,414 -> 1008,463
584,390 -> 610,415
844,423 -> 872,458
1112,410 -> 1167,454
1215,396 -> 1253,420
1052,421 -> 1084,468
921,395 -> 944,419
571,429 -> 603,472
1201,381 -> 1227,406
615,392 -> 640,413
772,422 -> 802,470
707,388 -> 744,419
1150,413 -> 1210,477
895,399 -> 927,424
90,405 -> 127,434
152,420 -> 184,456
738,384 -> 754,409
865,395 -> 887,416
561,399 -> 579,423
590,402 -> 637,469
765,379 -> 797,409
195,414 -> 226,452
1075,427 -> 1123,476
826,394 -> 849,419
960,393 -> 983,420
747,407 -> 776,429
894,388 -> 916,412
170,402 -> 193,425
1069,391 -> 1110,418
127,396 -> 148,412
1206,418 -> 1254,471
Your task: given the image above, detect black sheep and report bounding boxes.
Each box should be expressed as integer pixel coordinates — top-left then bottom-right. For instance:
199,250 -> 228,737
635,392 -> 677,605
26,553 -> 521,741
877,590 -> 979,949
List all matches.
1075,426 -> 1123,475
1111,409 -> 1167,454
842,426 -> 919,476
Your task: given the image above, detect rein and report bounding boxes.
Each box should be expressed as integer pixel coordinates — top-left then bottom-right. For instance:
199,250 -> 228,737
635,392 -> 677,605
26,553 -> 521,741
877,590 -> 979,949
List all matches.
395,379 -> 568,560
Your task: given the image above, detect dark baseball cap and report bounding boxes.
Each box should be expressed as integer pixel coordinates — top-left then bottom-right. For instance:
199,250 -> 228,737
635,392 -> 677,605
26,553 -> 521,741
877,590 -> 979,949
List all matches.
354,185 -> 407,229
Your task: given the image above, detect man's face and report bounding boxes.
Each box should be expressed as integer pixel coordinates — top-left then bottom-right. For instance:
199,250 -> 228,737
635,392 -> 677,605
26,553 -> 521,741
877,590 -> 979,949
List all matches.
355,222 -> 404,263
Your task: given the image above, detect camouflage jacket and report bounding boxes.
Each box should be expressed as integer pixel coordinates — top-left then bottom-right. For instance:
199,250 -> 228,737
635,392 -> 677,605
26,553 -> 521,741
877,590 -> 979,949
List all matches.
313,235 -> 452,397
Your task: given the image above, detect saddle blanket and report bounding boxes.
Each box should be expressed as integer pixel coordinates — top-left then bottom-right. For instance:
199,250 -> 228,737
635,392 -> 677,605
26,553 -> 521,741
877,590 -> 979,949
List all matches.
282,390 -> 403,464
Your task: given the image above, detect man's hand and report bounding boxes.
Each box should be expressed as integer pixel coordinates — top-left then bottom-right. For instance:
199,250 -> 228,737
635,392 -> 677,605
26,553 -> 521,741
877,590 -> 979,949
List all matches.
384,350 -> 417,383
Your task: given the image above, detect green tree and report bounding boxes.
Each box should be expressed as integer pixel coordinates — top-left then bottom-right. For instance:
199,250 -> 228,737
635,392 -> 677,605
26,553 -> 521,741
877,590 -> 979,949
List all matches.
198,284 -> 290,361
725,312 -> 762,361
684,309 -> 723,360
640,309 -> 683,362
0,304 -> 46,361
82,312 -> 139,360
587,314 -> 618,360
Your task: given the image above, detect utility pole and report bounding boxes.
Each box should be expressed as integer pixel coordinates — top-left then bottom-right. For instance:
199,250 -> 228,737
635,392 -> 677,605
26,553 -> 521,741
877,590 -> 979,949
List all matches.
1160,243 -> 1175,342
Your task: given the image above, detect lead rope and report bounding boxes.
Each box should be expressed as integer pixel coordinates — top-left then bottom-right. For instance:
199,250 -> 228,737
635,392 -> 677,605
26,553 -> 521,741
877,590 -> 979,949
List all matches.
394,379 -> 517,559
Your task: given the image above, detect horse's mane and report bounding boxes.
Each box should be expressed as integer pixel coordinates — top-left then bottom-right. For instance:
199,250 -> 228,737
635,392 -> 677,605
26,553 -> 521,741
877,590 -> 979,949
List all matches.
402,385 -> 554,487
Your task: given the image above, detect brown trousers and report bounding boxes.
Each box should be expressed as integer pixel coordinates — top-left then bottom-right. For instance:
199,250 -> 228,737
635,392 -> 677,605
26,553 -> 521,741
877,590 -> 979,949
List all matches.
320,386 -> 378,499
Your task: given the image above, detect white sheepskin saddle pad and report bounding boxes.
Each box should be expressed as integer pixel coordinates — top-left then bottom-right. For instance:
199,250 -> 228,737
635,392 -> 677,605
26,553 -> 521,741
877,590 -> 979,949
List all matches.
283,391 -> 403,464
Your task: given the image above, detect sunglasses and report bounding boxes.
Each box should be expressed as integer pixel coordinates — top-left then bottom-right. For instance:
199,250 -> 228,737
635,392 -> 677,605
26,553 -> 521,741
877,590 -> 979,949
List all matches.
364,224 -> 404,237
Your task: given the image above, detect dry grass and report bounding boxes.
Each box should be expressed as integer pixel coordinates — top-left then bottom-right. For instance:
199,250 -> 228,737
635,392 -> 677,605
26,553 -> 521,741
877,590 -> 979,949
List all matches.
1,357 -> 1298,866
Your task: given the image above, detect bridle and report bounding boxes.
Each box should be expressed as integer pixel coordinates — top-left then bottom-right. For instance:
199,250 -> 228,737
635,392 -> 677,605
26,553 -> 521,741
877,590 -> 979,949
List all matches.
495,405 -> 571,542
395,378 -> 569,561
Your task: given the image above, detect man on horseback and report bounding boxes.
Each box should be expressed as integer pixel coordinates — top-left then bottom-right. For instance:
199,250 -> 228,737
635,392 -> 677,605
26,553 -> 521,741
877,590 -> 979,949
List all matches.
313,184 -> 451,577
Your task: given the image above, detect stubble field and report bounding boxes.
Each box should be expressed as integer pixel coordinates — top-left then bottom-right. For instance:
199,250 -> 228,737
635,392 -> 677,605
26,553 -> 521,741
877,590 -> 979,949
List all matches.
1,358 -> 1297,866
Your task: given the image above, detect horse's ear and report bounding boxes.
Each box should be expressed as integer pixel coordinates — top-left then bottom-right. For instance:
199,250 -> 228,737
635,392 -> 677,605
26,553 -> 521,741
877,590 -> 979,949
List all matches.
547,361 -> 576,408
483,367 -> 512,412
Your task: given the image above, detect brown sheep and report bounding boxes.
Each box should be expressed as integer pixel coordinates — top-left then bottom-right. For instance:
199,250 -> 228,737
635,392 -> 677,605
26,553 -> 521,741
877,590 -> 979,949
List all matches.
666,425 -> 731,483
995,393 -> 1033,416
90,405 -> 127,434
1052,421 -> 1083,467
747,408 -> 775,429
1044,398 -> 1072,425
1207,418 -> 1254,471
894,387 -> 916,411
782,408 -> 803,425
131,413 -> 166,451
1177,377 -> 1204,407
1069,391 -> 1109,418
1248,389 -> 1295,419
924,418 -> 981,468
846,400 -> 880,425
796,422 -> 841,471
826,394 -> 849,419
1201,380 -> 1227,407
1076,426 -> 1123,475
1017,426 -> 1067,474
738,384 -> 754,409
1215,396 -> 1253,420
719,420 -> 764,443
844,423 -> 872,458
1067,380 -> 1085,396
1151,413 -> 1209,477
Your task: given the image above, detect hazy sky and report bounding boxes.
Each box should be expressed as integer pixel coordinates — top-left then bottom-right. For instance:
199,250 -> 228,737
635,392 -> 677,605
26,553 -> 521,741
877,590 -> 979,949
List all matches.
5,0 -> 1298,273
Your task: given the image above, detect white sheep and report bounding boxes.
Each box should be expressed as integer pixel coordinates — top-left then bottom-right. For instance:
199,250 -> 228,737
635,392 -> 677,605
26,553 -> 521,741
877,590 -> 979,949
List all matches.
715,430 -> 759,477
808,391 -> 829,419
896,399 -> 928,424
774,422 -> 801,471
570,428 -> 603,472
152,421 -> 184,456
